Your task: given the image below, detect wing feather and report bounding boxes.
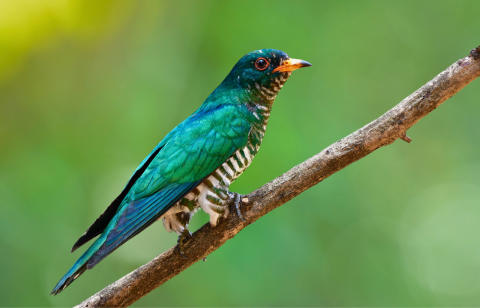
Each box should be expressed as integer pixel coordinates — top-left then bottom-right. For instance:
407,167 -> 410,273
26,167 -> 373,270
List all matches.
87,181 -> 199,268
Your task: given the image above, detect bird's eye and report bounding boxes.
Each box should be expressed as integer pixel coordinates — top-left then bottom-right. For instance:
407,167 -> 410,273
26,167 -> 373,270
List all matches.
255,58 -> 269,71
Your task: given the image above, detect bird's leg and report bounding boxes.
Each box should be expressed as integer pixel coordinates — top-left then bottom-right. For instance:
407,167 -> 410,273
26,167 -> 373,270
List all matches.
228,192 -> 247,222
200,184 -> 231,226
170,209 -> 195,259
176,227 -> 192,259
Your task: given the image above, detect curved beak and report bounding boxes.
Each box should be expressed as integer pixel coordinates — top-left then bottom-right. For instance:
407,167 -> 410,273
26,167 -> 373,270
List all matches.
273,58 -> 312,73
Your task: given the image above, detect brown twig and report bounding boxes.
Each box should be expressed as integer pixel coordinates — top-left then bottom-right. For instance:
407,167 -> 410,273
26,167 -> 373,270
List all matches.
75,46 -> 480,308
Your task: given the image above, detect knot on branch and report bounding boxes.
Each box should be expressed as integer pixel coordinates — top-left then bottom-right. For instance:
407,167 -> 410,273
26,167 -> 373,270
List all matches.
470,46 -> 480,59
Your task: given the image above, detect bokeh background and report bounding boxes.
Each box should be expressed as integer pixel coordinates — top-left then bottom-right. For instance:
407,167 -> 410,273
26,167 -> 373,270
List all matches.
1,0 -> 480,306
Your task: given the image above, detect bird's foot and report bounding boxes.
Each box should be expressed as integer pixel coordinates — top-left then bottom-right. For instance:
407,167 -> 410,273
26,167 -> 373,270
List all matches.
175,228 -> 192,259
229,192 -> 247,222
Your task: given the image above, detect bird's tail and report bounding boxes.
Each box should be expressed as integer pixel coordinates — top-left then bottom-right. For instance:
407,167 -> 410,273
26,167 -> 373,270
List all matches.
51,236 -> 106,295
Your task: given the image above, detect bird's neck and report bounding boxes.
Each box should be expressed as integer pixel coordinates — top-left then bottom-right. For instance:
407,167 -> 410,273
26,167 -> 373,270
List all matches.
241,71 -> 291,155
245,71 -> 291,123
250,72 -> 291,105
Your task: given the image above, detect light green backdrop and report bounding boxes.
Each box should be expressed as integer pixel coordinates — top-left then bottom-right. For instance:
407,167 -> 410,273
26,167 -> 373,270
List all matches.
1,0 -> 479,306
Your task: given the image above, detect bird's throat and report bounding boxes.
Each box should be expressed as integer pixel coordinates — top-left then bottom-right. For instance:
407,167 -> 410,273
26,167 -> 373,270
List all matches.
252,71 -> 291,104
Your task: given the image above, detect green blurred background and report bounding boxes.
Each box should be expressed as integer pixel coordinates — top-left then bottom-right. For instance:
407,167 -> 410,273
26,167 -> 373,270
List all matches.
1,0 -> 480,306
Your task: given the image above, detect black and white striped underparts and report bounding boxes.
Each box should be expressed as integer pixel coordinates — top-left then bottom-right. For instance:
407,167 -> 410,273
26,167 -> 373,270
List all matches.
161,72 -> 291,235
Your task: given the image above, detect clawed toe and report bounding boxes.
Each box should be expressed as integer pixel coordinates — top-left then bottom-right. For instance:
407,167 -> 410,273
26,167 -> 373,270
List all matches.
230,192 -> 247,222
176,229 -> 192,259
175,245 -> 188,259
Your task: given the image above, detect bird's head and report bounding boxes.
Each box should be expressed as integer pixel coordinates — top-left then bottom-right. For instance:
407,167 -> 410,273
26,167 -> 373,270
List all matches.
218,49 -> 311,102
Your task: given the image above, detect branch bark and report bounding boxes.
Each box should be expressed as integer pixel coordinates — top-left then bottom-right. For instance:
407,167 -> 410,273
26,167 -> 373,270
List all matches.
75,46 -> 480,308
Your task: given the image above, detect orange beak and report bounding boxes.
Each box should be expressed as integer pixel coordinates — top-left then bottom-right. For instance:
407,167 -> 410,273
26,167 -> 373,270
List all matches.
272,58 -> 312,73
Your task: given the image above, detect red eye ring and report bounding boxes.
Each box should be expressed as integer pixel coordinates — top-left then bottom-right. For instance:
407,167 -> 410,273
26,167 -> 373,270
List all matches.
255,58 -> 269,70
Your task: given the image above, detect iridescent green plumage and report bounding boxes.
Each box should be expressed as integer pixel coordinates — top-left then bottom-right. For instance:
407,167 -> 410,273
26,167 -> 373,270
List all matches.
51,49 -> 311,295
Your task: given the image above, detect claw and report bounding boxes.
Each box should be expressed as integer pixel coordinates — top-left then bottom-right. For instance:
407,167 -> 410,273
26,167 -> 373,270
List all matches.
233,193 -> 247,222
175,245 -> 188,259
176,229 -> 192,259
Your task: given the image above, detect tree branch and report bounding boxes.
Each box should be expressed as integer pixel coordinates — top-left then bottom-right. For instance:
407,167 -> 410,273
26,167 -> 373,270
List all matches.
75,46 -> 480,308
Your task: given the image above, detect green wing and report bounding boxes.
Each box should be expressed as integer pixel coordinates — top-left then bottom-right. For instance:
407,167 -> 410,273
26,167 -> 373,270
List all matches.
90,104 -> 252,265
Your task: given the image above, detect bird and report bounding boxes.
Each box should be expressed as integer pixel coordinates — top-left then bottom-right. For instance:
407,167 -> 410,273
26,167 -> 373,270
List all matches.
51,49 -> 311,295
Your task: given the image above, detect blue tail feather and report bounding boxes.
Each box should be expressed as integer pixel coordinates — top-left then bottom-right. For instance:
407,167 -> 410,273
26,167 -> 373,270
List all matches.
51,236 -> 106,295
